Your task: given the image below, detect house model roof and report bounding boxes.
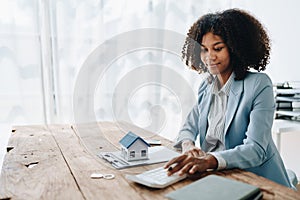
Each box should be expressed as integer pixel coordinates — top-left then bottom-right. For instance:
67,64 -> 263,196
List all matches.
119,131 -> 150,149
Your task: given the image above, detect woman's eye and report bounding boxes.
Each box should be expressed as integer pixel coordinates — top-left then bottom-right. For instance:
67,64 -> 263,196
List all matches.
215,47 -> 224,51
201,48 -> 208,52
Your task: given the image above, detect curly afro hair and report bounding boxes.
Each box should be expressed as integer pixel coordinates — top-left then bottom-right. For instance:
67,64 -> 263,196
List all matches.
182,8 -> 271,80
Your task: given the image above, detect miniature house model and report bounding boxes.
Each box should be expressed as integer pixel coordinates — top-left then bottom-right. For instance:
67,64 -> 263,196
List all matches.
119,131 -> 150,161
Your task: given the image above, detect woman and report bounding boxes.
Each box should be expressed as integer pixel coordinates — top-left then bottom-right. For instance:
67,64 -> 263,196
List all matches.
164,8 -> 294,188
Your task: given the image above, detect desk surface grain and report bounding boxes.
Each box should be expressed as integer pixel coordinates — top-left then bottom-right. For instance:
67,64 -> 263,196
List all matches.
0,121 -> 299,200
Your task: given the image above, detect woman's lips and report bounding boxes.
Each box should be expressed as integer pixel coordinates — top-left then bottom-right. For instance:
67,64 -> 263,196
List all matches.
207,63 -> 219,68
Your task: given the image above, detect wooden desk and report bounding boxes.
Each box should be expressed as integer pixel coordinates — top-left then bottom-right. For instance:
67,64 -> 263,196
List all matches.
0,122 -> 299,200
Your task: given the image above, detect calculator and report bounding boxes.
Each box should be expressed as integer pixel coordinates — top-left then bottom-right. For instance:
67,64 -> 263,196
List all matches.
125,167 -> 187,189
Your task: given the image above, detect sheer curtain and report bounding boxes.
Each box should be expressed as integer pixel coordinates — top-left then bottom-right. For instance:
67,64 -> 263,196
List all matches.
0,1 -> 44,125
52,0 -> 237,140
0,0 -> 234,143
0,0 -> 238,161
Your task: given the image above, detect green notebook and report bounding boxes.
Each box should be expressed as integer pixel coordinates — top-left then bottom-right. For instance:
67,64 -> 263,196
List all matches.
165,175 -> 262,200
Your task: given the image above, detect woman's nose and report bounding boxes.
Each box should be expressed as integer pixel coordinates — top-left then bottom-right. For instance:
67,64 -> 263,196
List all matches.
207,51 -> 217,60
205,52 -> 216,63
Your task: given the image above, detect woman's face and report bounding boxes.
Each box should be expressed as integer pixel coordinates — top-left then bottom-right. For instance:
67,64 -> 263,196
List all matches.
200,32 -> 232,79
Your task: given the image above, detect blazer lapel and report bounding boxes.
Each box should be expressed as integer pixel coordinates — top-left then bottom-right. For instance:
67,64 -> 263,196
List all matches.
224,80 -> 244,135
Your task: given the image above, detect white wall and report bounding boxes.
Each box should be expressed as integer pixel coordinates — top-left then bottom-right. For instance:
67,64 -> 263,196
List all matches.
232,0 -> 300,83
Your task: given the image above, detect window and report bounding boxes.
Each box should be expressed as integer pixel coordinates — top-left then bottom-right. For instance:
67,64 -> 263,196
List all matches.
130,151 -> 135,158
0,1 -> 232,155
141,150 -> 146,157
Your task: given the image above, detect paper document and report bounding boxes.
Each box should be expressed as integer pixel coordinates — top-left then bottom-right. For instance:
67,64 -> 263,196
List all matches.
275,88 -> 300,95
276,110 -> 300,117
276,96 -> 300,102
98,146 -> 180,169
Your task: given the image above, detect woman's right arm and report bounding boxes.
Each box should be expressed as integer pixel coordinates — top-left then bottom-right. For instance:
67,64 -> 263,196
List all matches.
173,104 -> 200,149
174,80 -> 208,151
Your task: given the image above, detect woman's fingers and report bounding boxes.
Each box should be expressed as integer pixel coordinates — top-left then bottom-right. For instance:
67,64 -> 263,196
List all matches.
167,162 -> 185,176
189,164 -> 201,174
188,149 -> 198,157
164,154 -> 187,170
165,154 -> 211,176
165,155 -> 202,176
192,149 -> 202,157
185,148 -> 206,157
178,161 -> 195,175
165,154 -> 194,176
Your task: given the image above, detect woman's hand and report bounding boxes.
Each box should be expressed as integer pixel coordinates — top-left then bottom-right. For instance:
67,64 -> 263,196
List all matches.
181,140 -> 206,157
185,147 -> 206,157
164,154 -> 218,176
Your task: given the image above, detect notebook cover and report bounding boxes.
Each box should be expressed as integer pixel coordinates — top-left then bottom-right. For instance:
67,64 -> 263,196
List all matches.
165,175 -> 262,200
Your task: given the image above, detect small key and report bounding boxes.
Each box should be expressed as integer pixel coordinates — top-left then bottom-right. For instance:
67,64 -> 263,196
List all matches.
90,173 -> 115,180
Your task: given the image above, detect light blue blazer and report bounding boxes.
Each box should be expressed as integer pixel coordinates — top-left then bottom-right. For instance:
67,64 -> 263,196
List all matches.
175,72 -> 292,188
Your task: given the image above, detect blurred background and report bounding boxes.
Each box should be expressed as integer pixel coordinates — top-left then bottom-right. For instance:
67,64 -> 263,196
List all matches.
1,0 -> 300,179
